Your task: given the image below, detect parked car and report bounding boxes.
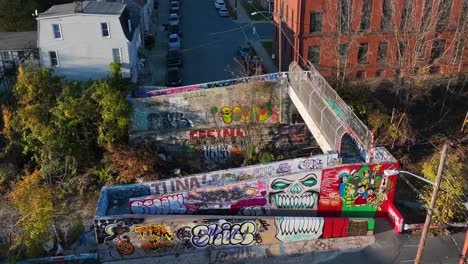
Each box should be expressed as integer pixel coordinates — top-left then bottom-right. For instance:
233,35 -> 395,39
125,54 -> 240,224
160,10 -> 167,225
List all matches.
166,67 -> 182,87
170,1 -> 180,11
238,44 -> 254,59
214,0 -> 225,9
168,24 -> 182,36
218,7 -> 229,17
167,51 -> 183,67
168,33 -> 181,51
169,13 -> 180,26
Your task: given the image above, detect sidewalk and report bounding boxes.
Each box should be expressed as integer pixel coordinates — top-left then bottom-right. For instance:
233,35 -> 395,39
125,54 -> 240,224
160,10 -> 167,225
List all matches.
228,0 -> 279,73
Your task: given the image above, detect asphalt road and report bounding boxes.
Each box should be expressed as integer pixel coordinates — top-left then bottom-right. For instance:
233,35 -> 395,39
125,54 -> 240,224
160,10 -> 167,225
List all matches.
180,0 -> 273,85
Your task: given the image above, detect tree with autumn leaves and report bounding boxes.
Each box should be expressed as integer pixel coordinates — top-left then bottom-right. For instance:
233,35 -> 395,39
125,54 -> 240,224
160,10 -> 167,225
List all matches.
0,64 -> 160,258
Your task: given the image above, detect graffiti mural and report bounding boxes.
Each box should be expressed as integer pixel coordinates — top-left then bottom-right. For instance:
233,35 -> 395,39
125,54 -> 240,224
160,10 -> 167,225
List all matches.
269,173 -> 321,212
318,162 -> 398,218
95,215 -> 375,262
130,181 -> 268,215
210,102 -> 280,124
274,217 -> 324,243
188,128 -> 245,139
147,112 -> 192,131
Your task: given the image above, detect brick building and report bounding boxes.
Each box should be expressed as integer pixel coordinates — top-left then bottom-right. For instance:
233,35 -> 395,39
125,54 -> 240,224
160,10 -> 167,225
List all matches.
273,0 -> 468,80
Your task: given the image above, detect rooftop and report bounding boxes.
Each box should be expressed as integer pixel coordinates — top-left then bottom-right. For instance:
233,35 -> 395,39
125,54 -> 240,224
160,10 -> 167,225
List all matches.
37,1 -> 125,18
0,31 -> 37,51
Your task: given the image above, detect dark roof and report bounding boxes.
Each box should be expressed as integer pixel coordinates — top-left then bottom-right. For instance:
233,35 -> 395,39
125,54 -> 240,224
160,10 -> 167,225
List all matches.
0,32 -> 37,51
120,6 -> 141,41
38,1 -> 125,18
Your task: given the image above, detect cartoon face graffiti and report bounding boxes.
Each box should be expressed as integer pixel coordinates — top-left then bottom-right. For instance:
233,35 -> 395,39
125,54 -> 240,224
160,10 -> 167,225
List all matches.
220,106 -> 233,124
269,173 -> 320,211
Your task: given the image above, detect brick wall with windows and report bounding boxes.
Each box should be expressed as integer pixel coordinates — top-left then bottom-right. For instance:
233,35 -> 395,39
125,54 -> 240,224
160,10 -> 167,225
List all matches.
273,0 -> 468,80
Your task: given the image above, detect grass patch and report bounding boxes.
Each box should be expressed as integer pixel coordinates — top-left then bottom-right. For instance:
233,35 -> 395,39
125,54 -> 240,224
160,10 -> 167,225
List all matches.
241,0 -> 273,21
261,40 -> 278,66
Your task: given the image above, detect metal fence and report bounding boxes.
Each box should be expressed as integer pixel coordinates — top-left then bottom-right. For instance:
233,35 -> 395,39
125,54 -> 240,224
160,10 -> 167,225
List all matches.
288,61 -> 374,158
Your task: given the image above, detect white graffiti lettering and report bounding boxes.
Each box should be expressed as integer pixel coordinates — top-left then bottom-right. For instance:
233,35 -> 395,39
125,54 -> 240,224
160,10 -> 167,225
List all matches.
129,194 -> 187,214
298,158 -> 324,170
191,221 -> 257,247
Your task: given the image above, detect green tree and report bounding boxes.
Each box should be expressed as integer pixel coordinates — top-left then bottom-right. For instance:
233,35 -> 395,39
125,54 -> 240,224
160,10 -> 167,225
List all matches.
8,170 -> 53,255
420,146 -> 468,225
90,78 -> 133,150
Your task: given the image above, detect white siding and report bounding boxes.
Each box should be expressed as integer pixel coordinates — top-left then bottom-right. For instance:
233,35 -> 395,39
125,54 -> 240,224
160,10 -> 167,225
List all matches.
38,14 -> 138,81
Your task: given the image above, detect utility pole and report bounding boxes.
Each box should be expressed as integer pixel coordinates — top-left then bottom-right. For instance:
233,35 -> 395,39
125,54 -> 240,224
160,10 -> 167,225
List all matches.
278,13 -> 282,72
415,144 -> 448,264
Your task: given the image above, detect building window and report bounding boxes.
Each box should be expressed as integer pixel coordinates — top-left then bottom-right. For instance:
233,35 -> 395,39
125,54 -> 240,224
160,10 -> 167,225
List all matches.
376,70 -> 384,77
381,0 -> 392,31
49,51 -> 59,67
291,9 -> 294,25
459,0 -> 468,29
360,0 -> 372,31
286,5 -> 289,24
281,1 -> 284,17
377,42 -> 388,62
400,0 -> 413,31
112,48 -> 122,63
417,41 -> 426,59
1,51 -> 11,61
454,38 -> 464,62
356,71 -> 366,78
338,0 -> 353,32
431,39 -> 446,60
358,43 -> 368,63
436,0 -> 452,31
397,41 -> 406,61
52,24 -> 62,39
420,0 -> 433,31
310,12 -> 323,32
101,22 -> 110,37
339,44 -> 349,60
308,46 -> 320,64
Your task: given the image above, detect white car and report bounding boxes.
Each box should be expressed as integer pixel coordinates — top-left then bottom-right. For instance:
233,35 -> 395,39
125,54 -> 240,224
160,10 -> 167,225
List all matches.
218,7 -> 229,17
168,34 -> 181,51
169,13 -> 180,26
214,0 -> 225,9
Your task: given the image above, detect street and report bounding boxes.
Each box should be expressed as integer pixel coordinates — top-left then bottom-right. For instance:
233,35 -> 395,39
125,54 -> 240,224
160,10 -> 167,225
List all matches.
180,0 -> 273,85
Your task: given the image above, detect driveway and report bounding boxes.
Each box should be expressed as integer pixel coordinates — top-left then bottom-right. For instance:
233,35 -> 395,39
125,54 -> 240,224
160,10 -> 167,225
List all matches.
180,0 -> 272,85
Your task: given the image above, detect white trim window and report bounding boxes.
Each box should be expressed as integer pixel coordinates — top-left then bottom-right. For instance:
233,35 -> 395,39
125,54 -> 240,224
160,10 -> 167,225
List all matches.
112,48 -> 122,63
49,51 -> 59,67
52,24 -> 62,39
101,22 -> 110,38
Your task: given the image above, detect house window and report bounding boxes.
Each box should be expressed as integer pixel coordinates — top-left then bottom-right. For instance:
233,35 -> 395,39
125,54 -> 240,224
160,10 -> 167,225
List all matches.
381,0 -> 392,31
436,0 -> 452,31
286,5 -> 289,24
459,0 -> 468,29
49,51 -> 59,67
400,0 -> 413,31
431,39 -> 446,60
281,1 -> 284,17
454,38 -> 464,62
338,0 -> 353,32
356,71 -> 366,78
420,0 -> 433,30
376,70 -> 384,77
360,0 -> 372,31
52,24 -> 62,39
358,43 -> 368,63
377,42 -> 388,62
308,46 -> 320,64
101,22 -> 110,37
291,9 -> 294,25
112,48 -> 122,63
310,12 -> 323,32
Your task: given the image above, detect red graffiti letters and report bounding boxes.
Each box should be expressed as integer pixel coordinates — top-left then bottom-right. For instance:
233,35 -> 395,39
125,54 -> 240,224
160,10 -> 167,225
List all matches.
189,128 -> 245,139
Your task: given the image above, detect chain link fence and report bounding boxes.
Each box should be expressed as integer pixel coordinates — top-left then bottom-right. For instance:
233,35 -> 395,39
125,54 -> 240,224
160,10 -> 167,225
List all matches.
288,61 -> 374,159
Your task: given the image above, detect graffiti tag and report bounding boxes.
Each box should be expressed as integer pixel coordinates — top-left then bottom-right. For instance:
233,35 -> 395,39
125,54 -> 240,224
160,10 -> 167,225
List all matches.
129,194 -> 187,214
298,158 -> 324,170
191,221 -> 257,247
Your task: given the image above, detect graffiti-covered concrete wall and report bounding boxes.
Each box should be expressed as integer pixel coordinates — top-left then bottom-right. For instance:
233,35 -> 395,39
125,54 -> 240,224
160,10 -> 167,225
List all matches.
95,215 -> 375,262
128,75 -> 320,171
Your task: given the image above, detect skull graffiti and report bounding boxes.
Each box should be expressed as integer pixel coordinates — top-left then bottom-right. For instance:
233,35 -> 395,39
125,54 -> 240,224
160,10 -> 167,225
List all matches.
269,173 -> 320,212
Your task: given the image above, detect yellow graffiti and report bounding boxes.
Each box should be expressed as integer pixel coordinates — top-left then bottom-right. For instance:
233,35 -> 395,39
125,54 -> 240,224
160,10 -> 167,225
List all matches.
134,224 -> 174,241
220,106 -> 233,124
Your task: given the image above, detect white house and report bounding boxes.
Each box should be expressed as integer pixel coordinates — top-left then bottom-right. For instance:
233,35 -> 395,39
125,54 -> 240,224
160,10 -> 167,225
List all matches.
37,1 -> 143,82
